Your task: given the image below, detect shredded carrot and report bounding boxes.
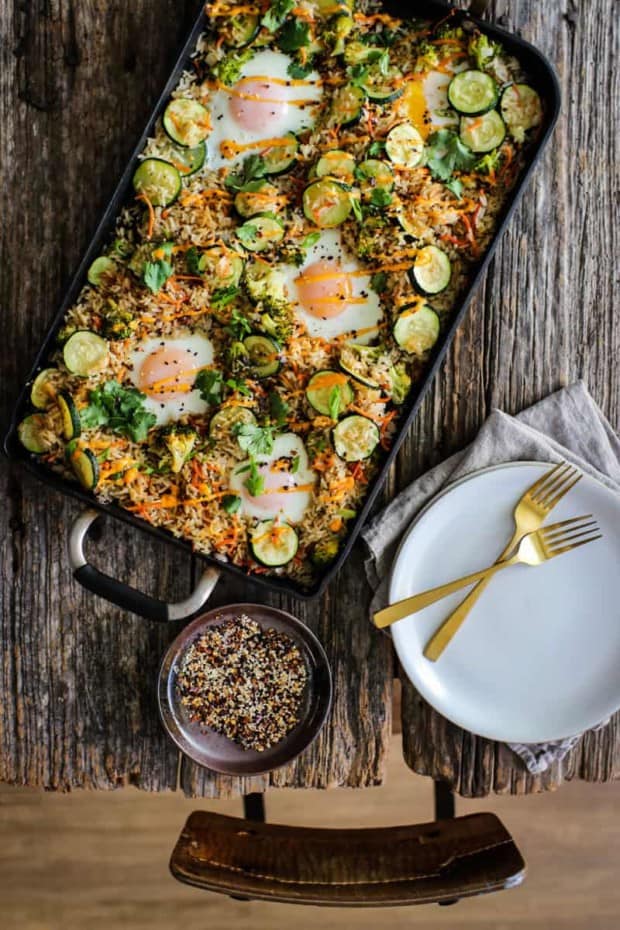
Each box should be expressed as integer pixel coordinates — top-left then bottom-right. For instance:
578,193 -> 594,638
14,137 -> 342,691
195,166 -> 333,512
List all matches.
136,192 -> 155,239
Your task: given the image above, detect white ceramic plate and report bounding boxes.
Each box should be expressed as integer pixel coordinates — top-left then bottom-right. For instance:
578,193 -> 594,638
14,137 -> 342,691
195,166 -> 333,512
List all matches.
390,462 -> 620,744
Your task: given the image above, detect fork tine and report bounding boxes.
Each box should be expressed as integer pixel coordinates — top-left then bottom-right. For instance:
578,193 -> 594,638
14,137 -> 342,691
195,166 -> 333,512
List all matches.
543,472 -> 582,510
539,514 -> 594,536
522,462 -> 566,502
546,525 -> 600,548
541,518 -> 598,542
547,534 -> 603,558
531,463 -> 579,507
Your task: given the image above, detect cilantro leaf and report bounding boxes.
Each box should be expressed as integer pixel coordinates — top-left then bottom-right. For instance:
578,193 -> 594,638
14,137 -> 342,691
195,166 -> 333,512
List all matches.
269,391 -> 290,427
236,222 -> 259,247
370,271 -> 387,293
211,285 -> 241,309
277,20 -> 310,52
143,258 -> 173,294
328,386 -> 342,421
287,58 -> 314,79
290,454 -> 300,474
234,422 -> 275,457
369,187 -> 392,208
222,494 -> 242,514
225,155 -> 267,192
194,369 -> 223,405
186,246 -> 202,275
80,381 -> 156,443
350,195 -> 363,223
243,459 -> 265,497
261,0 -> 294,32
225,307 -> 253,341
225,376 -> 252,397
301,231 -> 321,249
367,140 -> 386,158
425,130 -> 476,182
445,178 -> 464,200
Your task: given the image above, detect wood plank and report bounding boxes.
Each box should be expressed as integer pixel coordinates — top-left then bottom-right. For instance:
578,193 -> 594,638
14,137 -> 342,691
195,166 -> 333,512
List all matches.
399,0 -> 620,795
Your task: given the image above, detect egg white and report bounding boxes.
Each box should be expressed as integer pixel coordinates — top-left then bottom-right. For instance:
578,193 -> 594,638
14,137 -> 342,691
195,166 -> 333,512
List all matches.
229,433 -> 315,523
206,50 -> 323,170
276,229 -> 384,344
127,334 -> 214,426
424,67 -> 468,129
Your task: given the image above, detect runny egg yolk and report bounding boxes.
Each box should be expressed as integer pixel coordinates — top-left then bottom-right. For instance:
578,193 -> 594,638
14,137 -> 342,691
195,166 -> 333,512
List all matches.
402,81 -> 430,139
229,79 -> 289,131
138,346 -> 202,401
295,260 -> 352,319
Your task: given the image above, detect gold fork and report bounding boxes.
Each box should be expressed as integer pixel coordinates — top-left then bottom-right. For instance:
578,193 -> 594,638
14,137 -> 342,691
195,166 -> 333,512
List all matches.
373,516 -> 601,629
423,462 -> 581,660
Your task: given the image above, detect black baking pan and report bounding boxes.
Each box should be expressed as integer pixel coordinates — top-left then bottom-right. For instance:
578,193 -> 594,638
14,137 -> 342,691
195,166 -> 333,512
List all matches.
4,0 -> 561,620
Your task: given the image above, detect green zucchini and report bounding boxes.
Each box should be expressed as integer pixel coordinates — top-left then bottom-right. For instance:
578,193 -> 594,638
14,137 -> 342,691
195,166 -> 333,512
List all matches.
133,158 -> 182,207
362,66 -> 404,104
261,133 -> 299,175
57,391 -> 81,441
63,331 -> 109,377
410,246 -> 452,295
250,520 -> 299,567
303,179 -> 352,228
385,123 -> 425,169
209,405 -> 257,441
198,245 -> 244,288
448,70 -> 499,115
218,12 -> 260,48
306,370 -> 354,417
500,83 -> 543,143
70,448 -> 100,490
332,414 -> 380,462
236,214 -> 285,252
393,305 -> 440,355
162,98 -> 210,148
339,344 -> 381,389
157,140 -> 206,176
459,110 -> 506,153
357,159 -> 395,198
315,150 -> 356,181
30,368 -> 58,409
234,181 -> 282,218
87,256 -> 116,286
17,414 -> 48,454
243,333 -> 281,378
327,83 -> 365,128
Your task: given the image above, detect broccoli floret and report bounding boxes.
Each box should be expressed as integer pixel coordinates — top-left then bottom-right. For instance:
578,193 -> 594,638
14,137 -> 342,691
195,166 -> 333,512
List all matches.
468,32 -> 501,71
310,536 -> 340,568
437,25 -> 465,41
388,364 -> 412,405
213,48 -> 255,86
161,425 -> 197,474
414,40 -> 440,72
326,14 -> 354,56
356,218 -> 386,260
102,301 -> 134,340
473,148 -> 503,176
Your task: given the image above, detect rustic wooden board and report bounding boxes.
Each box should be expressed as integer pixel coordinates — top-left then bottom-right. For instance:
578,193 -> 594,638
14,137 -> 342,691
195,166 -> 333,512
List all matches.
1,0 -> 617,799
0,0 -> 392,795
398,0 -> 620,795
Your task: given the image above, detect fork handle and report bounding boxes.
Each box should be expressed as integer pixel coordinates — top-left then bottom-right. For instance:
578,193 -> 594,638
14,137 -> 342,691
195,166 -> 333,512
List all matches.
373,559 -> 514,628
423,533 -> 519,661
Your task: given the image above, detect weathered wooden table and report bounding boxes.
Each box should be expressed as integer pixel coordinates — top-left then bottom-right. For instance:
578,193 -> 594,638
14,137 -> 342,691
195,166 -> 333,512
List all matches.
1,1 -> 618,799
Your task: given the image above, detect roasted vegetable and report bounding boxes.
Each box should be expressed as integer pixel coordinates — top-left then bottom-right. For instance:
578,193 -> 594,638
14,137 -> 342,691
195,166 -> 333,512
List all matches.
161,425 -> 197,473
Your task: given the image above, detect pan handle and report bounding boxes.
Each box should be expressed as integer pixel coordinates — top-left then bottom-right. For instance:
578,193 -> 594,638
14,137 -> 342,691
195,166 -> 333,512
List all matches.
469,0 -> 491,15
68,509 -> 221,622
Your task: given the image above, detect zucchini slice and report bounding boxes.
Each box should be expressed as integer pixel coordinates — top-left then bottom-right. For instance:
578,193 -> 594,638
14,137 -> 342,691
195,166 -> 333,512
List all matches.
500,83 -> 543,143
234,181 -> 282,218
157,140 -> 206,176
327,83 -> 365,128
459,111 -> 506,153
30,368 -> 58,409
218,12 -> 260,48
243,333 -> 281,378
70,448 -> 100,491
306,370 -> 354,417
361,67 -> 404,104
410,246 -> 452,295
209,405 -> 257,441
339,344 -> 381,389
162,98 -> 210,148
198,245 -> 244,288
385,123 -> 425,169
332,414 -> 380,462
447,70 -> 498,115
63,331 -> 109,377
316,150 -> 356,181
250,520 -> 299,568
393,305 -> 440,355
236,214 -> 285,252
87,256 -> 116,286
17,414 -> 48,454
261,134 -> 299,175
357,159 -> 395,197
303,179 -> 352,228
133,158 -> 182,207
57,391 -> 81,440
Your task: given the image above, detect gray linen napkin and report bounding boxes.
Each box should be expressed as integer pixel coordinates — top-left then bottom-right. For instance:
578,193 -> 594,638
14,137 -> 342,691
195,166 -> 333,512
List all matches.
362,381 -> 620,773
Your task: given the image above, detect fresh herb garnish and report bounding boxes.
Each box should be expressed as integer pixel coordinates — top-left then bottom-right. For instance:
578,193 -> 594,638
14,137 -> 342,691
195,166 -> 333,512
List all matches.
194,369 -> 223,405
425,130 -> 476,182
369,188 -> 392,208
261,0 -> 295,32
225,307 -> 253,340
143,257 -> 173,293
234,422 -> 275,457
301,231 -> 321,249
370,271 -> 388,293
186,246 -> 203,276
81,381 -> 157,443
350,195 -> 363,223
277,20 -> 310,52
225,376 -> 252,397
367,140 -> 386,158
236,222 -> 260,247
243,459 -> 265,497
290,454 -> 300,474
328,386 -> 342,421
269,391 -> 290,427
211,285 -> 241,309
445,178 -> 464,200
222,494 -> 242,514
225,155 -> 267,192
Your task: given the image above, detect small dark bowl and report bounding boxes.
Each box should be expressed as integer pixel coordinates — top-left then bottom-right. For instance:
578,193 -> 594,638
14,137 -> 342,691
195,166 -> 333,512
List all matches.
158,603 -> 333,775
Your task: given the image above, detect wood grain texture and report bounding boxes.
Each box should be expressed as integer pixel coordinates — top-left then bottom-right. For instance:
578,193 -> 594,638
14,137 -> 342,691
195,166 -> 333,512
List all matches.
0,1 -> 392,795
398,0 -> 620,795
1,0 -> 617,798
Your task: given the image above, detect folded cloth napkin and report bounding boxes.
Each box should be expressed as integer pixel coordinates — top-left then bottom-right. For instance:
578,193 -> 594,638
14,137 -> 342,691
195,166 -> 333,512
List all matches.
362,381 -> 620,774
